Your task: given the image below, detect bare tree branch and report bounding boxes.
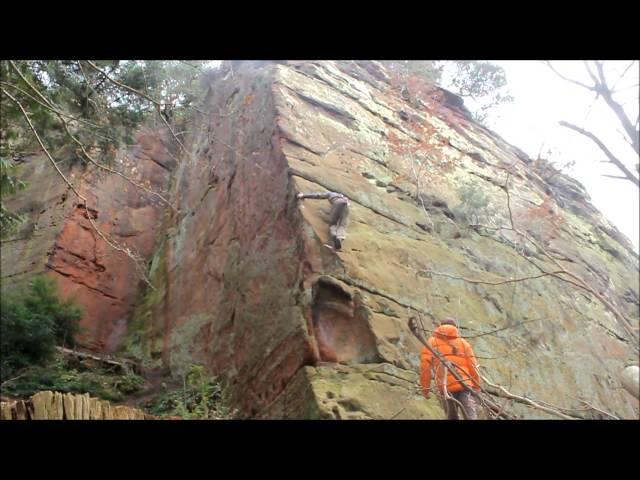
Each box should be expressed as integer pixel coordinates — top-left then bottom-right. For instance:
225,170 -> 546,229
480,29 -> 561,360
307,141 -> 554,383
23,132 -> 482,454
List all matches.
601,174 -> 631,180
390,407 -> 406,419
85,61 -> 186,154
1,80 -> 104,131
543,61 -> 596,91
425,269 -> 565,286
63,123 -> 178,213
559,121 -> 639,186
593,62 -> 640,154
2,87 -> 154,289
463,318 -> 543,339
506,174 -> 637,344
503,193 -> 638,344
593,60 -> 607,86
610,61 -> 637,92
0,366 -> 34,387
450,167 -> 638,346
479,373 -> 579,420
546,60 -> 639,156
584,61 -> 600,87
573,397 -> 620,420
503,172 -> 515,228
3,69 -> 178,213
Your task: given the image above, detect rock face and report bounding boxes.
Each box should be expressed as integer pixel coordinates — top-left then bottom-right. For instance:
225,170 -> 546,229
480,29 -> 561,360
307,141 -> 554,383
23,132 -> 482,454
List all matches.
3,61 -> 638,419
621,366 -> 639,399
1,129 -> 173,352
130,61 -> 638,419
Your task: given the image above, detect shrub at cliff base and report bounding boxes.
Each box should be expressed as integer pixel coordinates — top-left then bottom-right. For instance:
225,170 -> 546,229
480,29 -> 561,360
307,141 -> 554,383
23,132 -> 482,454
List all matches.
1,276 -> 82,381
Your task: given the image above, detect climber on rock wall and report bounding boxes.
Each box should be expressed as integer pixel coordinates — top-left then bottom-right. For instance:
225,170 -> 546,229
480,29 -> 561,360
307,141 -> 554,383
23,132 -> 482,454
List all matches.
297,191 -> 350,250
420,318 -> 482,420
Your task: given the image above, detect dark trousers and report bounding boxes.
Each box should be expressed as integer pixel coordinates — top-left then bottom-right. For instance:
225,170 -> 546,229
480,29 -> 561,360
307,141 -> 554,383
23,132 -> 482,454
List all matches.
445,390 -> 478,420
328,199 -> 349,248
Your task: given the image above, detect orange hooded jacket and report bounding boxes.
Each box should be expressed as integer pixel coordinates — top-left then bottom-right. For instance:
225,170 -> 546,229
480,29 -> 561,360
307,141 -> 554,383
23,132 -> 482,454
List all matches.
420,324 -> 481,395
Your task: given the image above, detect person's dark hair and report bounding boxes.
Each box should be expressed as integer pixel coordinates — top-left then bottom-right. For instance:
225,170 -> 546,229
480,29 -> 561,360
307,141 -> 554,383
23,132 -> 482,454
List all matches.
440,318 -> 457,327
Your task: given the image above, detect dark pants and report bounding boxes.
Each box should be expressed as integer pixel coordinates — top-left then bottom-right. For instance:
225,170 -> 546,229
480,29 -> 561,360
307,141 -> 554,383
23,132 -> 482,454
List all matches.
328,199 -> 349,249
445,390 -> 478,420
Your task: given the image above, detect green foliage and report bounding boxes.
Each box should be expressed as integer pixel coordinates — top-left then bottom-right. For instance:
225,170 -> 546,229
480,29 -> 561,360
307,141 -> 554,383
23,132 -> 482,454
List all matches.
446,61 -> 514,122
407,61 -> 445,84
117,371 -> 146,395
0,59 -> 209,223
0,157 -> 27,237
382,61 -> 444,84
167,312 -> 212,379
0,294 -> 55,381
382,61 -> 513,123
1,60 -> 208,158
0,204 -> 25,239
145,364 -> 235,419
0,157 -> 26,194
25,276 -> 83,345
121,239 -> 168,370
0,276 -> 83,380
1,354 -> 145,402
449,61 -> 509,99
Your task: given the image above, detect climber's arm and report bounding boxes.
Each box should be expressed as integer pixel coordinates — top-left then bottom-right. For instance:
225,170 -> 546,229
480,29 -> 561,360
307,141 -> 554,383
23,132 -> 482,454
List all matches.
420,346 -> 434,399
297,192 -> 331,200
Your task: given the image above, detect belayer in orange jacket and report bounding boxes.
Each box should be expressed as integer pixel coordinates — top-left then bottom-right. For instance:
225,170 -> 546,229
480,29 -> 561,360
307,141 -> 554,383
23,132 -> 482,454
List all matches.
420,318 -> 481,420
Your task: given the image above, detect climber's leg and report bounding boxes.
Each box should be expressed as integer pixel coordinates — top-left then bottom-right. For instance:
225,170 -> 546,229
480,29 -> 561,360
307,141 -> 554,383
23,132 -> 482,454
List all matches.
453,391 -> 478,420
328,201 -> 345,224
329,200 -> 349,250
334,225 -> 347,250
329,224 -> 338,248
445,398 -> 460,420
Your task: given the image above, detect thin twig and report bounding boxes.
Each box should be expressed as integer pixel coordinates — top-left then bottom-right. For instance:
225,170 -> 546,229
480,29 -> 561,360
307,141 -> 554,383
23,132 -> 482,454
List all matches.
472,172 -> 638,345
425,269 -> 565,286
85,60 -> 186,154
559,121 -> 639,186
1,80 -> 104,130
479,373 -> 577,420
0,367 -> 33,388
60,120 -> 177,212
543,61 -> 596,92
390,407 -> 406,419
5,64 -> 178,212
545,60 -> 639,156
610,61 -> 637,93
2,88 -> 154,289
503,172 -> 515,228
463,318 -> 543,339
575,398 -> 620,420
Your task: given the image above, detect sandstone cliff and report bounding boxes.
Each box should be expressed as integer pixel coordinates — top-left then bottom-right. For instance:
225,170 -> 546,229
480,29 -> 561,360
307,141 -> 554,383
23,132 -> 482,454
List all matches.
1,129 -> 173,353
3,61 -> 638,419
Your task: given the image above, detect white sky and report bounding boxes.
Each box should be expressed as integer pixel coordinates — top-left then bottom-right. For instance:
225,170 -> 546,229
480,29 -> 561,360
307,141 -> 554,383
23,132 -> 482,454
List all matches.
456,61 -> 639,252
